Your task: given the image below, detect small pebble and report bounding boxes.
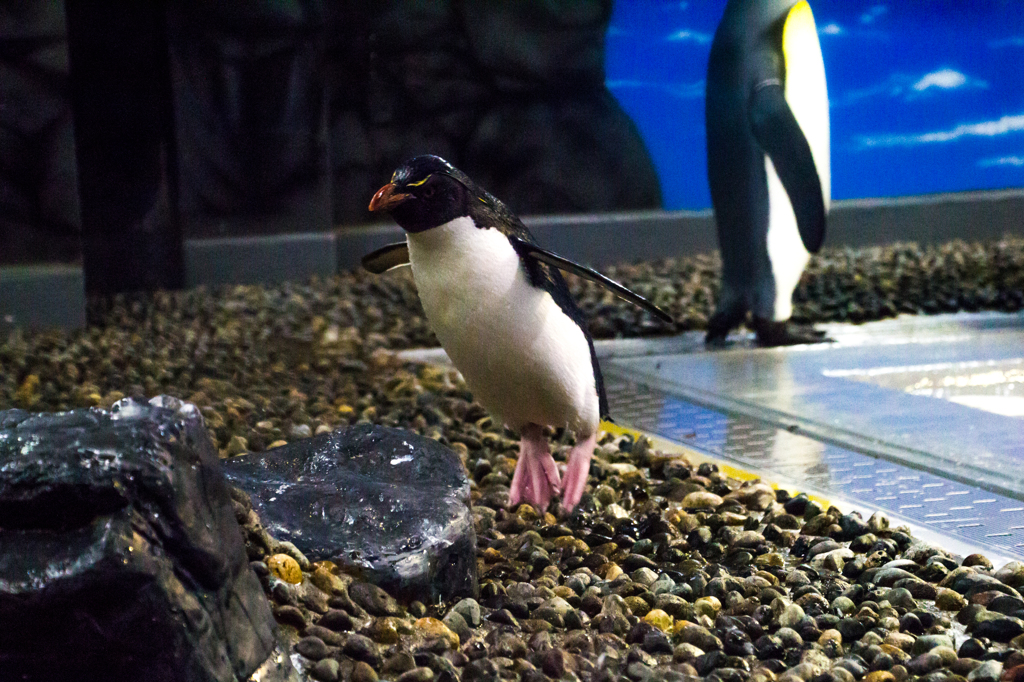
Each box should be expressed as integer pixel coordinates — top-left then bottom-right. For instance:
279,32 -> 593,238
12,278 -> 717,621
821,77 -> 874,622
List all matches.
266,554 -> 302,584
352,661 -> 378,682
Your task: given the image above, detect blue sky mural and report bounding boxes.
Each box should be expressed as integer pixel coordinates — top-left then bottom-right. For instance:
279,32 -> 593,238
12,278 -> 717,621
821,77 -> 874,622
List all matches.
606,1 -> 1024,209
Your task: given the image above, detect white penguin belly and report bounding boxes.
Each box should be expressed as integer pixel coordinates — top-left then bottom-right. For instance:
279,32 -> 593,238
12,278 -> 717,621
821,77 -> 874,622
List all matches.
765,157 -> 810,322
766,0 -> 830,322
407,217 -> 599,434
782,0 -> 830,208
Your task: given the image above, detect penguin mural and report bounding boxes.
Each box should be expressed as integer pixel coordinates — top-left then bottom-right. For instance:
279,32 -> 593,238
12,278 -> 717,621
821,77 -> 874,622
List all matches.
704,0 -> 830,345
362,155 -> 673,511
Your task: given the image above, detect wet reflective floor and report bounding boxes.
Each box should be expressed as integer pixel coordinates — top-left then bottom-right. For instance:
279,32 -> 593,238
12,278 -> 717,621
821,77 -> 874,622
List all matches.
602,311 -> 1024,561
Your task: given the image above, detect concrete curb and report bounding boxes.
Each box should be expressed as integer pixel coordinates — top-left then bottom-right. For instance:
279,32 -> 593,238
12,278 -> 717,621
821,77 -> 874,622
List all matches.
3,188 -> 1023,329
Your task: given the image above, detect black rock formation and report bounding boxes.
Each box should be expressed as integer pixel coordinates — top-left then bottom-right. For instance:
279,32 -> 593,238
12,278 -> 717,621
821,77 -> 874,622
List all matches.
334,0 -> 661,223
223,423 -> 478,603
0,2 -> 81,266
0,397 -> 285,682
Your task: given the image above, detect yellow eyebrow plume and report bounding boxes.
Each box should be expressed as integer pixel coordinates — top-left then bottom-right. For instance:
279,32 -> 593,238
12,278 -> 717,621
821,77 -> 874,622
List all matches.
406,175 -> 431,187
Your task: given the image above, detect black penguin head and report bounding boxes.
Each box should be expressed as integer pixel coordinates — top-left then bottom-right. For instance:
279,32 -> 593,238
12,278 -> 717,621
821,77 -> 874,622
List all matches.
368,155 -> 473,232
723,0 -> 799,26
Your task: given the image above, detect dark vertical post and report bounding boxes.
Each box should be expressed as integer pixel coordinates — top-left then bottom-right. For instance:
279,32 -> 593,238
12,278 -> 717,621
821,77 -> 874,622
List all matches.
64,0 -> 182,295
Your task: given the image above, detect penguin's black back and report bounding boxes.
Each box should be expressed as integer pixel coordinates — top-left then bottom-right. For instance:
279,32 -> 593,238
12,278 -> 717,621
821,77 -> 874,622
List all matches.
467,195 -> 609,420
706,0 -> 793,319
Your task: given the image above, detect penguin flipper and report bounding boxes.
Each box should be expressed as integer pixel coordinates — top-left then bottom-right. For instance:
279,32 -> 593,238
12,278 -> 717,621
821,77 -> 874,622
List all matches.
749,81 -> 827,253
508,236 -> 674,325
361,242 -> 410,273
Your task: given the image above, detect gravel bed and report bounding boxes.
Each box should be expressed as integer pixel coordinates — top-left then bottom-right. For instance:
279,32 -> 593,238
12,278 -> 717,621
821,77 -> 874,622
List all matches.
239,427 -> 1024,682
2,236 -> 1024,680
82,236 -> 1024,348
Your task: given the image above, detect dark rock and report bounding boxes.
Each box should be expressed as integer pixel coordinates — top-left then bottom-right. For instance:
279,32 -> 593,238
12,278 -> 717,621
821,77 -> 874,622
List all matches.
462,658 -> 501,682
894,577 -> 937,601
0,398 -> 281,682
913,635 -> 954,655
453,597 -> 482,627
489,631 -> 528,659
808,540 -> 844,558
461,0 -> 606,89
835,657 -> 868,678
754,635 -> 785,660
0,2 -> 81,266
964,554 -> 994,570
782,493 -> 808,519
318,608 -> 355,632
343,634 -> 382,668
295,636 -> 332,661
304,625 -> 344,647
968,660 -> 1003,682
310,658 -> 341,682
352,661 -> 379,682
994,562 -> 1024,588
946,571 -> 1022,600
463,94 -> 661,217
541,649 -> 574,677
838,514 -> 871,541
988,595 -> 1024,616
351,582 -> 404,617
722,628 -> 755,657
397,668 -> 435,682
874,568 -> 918,587
224,423 -> 477,602
326,1 -> 660,225
959,639 -> 987,659
489,608 -> 521,628
850,534 -> 878,553
274,604 -> 309,630
642,629 -> 674,655
974,617 -> 1024,642
900,612 -> 925,635
677,624 -> 722,651
442,611 -> 470,643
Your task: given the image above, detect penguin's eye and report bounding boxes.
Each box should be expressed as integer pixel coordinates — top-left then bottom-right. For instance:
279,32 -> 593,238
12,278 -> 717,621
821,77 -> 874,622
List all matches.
421,185 -> 436,199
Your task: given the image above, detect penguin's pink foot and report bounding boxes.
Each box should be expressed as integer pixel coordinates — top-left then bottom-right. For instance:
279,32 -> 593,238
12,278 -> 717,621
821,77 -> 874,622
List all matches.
509,423 -> 561,511
561,432 -> 597,511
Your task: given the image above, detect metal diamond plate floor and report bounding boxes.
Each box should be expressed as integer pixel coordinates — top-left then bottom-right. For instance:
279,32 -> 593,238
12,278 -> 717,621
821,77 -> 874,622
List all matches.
602,312 -> 1024,562
605,374 -> 1024,561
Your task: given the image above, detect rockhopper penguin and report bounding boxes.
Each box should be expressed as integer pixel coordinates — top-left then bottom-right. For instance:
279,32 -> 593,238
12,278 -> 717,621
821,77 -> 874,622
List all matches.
705,0 -> 830,346
364,155 -> 673,511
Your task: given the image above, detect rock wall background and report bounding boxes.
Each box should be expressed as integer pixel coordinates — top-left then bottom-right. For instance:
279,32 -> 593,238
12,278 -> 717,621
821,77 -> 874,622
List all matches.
329,0 -> 661,225
0,2 -> 81,265
0,0 -> 661,263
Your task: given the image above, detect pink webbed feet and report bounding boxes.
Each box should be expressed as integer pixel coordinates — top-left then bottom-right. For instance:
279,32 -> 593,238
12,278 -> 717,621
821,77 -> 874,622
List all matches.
561,432 -> 597,511
509,423 -> 561,510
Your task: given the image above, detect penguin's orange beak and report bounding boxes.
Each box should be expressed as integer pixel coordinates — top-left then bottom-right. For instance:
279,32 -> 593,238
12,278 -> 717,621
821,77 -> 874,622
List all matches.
368,183 -> 412,212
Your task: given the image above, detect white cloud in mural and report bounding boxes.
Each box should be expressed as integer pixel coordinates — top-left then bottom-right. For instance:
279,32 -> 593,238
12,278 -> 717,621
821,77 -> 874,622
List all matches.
860,5 -> 888,24
819,23 -> 844,36
833,68 -> 987,108
857,114 -> 1024,149
978,155 -> 1024,168
666,29 -> 712,44
908,69 -> 988,97
912,69 -> 969,92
